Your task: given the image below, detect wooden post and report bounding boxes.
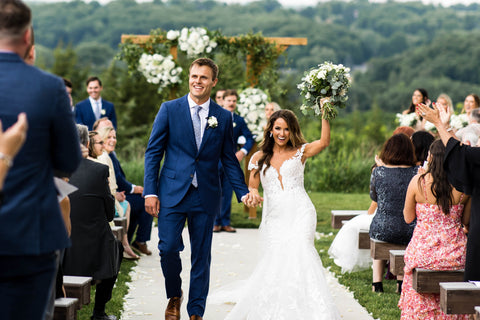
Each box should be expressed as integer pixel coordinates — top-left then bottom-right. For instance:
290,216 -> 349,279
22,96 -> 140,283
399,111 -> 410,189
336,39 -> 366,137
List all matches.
121,34 -> 307,220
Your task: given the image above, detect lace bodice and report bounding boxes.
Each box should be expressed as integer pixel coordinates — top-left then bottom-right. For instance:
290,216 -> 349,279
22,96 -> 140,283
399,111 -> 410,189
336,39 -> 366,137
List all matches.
248,144 -> 307,195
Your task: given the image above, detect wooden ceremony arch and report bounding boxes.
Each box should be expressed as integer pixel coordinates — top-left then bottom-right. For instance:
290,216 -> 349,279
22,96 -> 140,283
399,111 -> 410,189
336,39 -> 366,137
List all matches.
121,33 -> 307,218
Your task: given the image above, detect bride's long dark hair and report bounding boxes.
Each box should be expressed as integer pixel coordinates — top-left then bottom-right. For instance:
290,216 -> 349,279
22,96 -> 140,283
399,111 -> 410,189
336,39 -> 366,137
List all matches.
256,110 -> 306,176
418,139 -> 453,215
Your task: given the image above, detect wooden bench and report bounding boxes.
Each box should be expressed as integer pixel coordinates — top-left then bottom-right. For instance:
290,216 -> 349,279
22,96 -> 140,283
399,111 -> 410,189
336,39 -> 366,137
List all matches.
114,216 -> 127,239
53,297 -> 78,320
370,238 -> 407,260
440,282 -> 480,314
389,250 -> 405,276
111,225 -> 123,241
358,229 -> 370,249
412,268 -> 464,294
63,276 -> 92,309
331,210 -> 367,229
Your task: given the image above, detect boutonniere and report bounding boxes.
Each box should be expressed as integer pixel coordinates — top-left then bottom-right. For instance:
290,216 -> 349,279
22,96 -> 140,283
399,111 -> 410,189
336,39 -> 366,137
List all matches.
207,116 -> 218,129
101,109 -> 106,115
233,122 -> 237,128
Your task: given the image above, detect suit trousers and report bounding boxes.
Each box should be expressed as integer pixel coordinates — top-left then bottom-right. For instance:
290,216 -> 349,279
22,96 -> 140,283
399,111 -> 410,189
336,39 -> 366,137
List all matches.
158,185 -> 215,317
126,193 -> 153,243
215,169 -> 233,226
0,251 -> 57,320
93,275 -> 118,316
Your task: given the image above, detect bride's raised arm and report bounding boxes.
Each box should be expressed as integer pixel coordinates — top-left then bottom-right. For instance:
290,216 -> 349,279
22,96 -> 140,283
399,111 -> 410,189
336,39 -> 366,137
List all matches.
303,118 -> 330,159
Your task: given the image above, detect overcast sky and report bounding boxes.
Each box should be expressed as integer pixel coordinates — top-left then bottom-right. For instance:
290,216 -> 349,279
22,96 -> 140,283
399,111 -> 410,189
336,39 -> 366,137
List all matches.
25,0 -> 480,7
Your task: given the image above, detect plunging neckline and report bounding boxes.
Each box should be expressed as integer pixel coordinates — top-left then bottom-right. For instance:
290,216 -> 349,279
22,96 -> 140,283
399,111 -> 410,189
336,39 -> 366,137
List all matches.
269,147 -> 304,190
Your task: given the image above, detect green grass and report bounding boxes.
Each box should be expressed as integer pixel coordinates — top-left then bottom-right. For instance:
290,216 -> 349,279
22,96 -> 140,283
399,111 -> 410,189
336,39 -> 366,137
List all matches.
77,259 -> 136,320
77,192 -> 400,320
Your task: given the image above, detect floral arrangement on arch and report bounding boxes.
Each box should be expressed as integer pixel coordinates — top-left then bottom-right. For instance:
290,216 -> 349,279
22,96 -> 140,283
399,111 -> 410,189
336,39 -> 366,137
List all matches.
135,27 -> 217,92
236,88 -> 269,142
166,27 -> 217,58
298,62 -> 351,120
137,53 -> 182,91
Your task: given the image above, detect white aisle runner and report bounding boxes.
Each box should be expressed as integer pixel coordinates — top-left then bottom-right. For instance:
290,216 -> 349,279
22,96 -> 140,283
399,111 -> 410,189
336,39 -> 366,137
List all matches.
121,227 -> 374,320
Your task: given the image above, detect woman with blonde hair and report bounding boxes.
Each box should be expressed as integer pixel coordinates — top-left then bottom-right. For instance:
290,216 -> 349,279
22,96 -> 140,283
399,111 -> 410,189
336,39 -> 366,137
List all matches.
91,128 -> 139,260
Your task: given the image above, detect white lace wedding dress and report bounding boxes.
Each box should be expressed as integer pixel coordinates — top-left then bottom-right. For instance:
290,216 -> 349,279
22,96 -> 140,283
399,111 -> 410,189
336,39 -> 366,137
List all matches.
209,144 -> 340,320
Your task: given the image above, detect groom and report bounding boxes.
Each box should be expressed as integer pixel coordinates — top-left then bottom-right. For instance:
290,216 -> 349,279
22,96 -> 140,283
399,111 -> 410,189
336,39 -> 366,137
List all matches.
144,58 -> 261,320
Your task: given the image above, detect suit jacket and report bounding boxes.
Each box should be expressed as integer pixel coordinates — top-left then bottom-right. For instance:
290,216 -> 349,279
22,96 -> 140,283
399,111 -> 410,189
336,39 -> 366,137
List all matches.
109,152 -> 133,194
144,95 -> 249,215
75,98 -> 117,130
233,113 -> 254,154
63,159 -> 118,280
0,52 -> 82,255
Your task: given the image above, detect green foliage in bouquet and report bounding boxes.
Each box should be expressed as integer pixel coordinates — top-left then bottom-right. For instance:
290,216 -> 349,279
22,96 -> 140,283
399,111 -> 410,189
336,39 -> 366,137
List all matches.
298,62 -> 351,120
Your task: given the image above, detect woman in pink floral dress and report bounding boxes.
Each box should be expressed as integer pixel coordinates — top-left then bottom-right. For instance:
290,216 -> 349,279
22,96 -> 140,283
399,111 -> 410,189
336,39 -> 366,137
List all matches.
398,140 -> 471,319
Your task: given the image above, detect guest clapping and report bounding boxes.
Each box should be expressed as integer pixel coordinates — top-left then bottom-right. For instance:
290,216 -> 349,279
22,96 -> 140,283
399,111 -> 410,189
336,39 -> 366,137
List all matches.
398,140 -> 471,318
417,102 -> 480,281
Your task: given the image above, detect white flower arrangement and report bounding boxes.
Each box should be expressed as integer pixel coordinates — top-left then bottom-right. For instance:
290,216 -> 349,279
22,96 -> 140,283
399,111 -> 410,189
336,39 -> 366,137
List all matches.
395,113 -> 418,127
167,27 -> 217,58
207,116 -> 218,129
450,113 -> 469,130
137,53 -> 182,91
298,62 -> 351,120
236,88 -> 269,142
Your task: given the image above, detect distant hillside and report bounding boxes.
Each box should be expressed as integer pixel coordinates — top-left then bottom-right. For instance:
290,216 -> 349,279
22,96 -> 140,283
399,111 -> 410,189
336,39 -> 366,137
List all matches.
29,0 -> 480,111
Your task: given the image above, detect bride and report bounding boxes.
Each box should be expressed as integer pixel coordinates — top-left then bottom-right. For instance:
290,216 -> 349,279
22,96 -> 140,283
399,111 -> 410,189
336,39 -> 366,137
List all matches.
210,109 -> 340,319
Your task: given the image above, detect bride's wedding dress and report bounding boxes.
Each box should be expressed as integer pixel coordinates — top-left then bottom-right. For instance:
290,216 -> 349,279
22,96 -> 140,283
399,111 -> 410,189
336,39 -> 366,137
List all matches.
209,144 -> 340,319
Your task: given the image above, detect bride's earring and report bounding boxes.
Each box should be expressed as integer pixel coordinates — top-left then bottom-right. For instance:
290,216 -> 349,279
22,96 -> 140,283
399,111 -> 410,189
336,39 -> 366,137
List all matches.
269,132 -> 273,138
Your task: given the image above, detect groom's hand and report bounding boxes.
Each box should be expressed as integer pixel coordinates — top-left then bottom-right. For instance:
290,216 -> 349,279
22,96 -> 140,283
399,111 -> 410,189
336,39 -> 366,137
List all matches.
242,191 -> 263,208
145,197 -> 160,218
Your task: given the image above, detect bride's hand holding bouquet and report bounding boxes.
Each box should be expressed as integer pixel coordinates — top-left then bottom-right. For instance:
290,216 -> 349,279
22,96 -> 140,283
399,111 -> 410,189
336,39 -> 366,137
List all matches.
298,62 -> 351,120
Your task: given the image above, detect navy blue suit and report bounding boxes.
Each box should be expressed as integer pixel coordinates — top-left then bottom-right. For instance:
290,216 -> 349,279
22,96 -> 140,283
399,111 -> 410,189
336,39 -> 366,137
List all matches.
109,152 -> 152,243
75,98 -> 117,130
216,113 -> 254,226
0,52 -> 82,320
144,95 -> 248,316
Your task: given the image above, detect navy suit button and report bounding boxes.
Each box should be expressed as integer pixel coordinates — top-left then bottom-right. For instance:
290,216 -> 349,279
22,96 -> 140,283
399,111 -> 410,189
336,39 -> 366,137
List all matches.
190,174 -> 194,178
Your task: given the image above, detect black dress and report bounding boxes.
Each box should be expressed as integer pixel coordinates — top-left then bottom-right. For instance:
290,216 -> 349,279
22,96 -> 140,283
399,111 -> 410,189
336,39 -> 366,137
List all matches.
444,138 -> 480,281
369,166 -> 418,245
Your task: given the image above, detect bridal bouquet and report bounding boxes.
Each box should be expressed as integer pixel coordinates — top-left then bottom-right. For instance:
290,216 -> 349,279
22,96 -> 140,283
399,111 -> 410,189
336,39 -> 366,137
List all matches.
395,113 -> 418,127
450,113 -> 469,130
167,27 -> 217,58
137,53 -> 182,91
298,62 -> 351,120
237,88 -> 269,142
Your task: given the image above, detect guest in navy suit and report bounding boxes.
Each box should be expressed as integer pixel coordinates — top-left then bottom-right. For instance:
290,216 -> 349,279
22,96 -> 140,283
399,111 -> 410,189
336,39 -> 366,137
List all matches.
214,89 -> 255,233
75,76 -> 117,130
0,2 -> 82,319
144,58 -> 262,320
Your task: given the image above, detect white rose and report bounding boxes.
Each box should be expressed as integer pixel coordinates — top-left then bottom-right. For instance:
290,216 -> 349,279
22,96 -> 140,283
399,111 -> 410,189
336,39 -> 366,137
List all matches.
166,30 -> 179,40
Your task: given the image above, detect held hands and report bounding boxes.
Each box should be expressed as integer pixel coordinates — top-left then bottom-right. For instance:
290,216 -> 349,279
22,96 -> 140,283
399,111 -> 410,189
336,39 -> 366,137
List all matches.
416,102 -> 449,127
242,188 -> 263,208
